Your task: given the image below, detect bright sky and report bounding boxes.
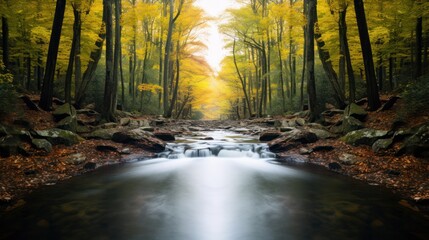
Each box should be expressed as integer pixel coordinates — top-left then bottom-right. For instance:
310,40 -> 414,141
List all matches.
194,0 -> 240,74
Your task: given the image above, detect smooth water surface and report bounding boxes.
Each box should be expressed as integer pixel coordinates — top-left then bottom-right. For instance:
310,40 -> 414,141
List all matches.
0,131 -> 428,240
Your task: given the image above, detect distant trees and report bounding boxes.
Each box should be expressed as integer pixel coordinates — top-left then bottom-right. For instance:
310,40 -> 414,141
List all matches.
0,0 -> 428,120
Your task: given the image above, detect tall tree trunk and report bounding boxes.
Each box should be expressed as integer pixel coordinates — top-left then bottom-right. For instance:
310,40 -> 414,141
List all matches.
233,40 -> 253,117
276,28 -> 286,112
163,0 -> 183,117
416,16 -> 423,79
339,6 -> 356,102
74,8 -> 82,103
354,0 -> 381,110
112,0 -> 121,111
39,0 -> 66,111
1,15 -> 9,69
102,0 -> 115,121
314,10 -> 346,108
65,7 -> 81,103
305,0 -> 317,120
75,9 -> 107,107
166,42 -> 180,117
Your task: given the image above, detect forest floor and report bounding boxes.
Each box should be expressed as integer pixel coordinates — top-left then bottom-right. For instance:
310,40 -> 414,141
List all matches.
0,97 -> 428,216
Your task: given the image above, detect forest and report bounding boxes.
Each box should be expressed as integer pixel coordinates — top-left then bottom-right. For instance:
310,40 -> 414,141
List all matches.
1,1 -> 429,237
0,0 -> 428,121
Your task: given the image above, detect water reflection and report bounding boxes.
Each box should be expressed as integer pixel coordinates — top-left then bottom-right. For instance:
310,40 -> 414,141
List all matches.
0,132 -> 428,240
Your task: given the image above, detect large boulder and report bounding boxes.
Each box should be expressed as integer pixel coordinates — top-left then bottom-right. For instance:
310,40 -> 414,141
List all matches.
268,129 -> 318,153
397,122 -> 429,158
32,128 -> 84,146
372,138 -> 394,153
307,128 -> 336,139
31,139 -> 53,153
53,103 -> 76,121
53,103 -> 78,132
154,131 -> 176,141
344,103 -> 367,121
259,131 -> 282,141
341,116 -> 364,133
85,128 -> 122,140
112,128 -> 166,152
341,128 -> 389,146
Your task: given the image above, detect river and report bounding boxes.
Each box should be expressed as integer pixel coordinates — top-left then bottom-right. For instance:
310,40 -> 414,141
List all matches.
0,131 -> 428,240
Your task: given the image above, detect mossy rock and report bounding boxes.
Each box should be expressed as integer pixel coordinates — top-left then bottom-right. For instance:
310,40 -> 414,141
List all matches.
33,128 -> 84,146
344,103 -> 367,121
341,128 -> 388,146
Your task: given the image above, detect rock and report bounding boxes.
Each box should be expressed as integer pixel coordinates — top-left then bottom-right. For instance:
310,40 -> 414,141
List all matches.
20,95 -> 41,111
188,126 -> 205,131
344,103 -> 367,121
280,127 -> 296,132
56,116 -> 78,132
372,138 -> 393,153
53,103 -> 76,121
0,135 -> 22,157
328,162 -> 342,171
33,128 -> 84,146
141,126 -> 155,132
299,147 -> 312,155
339,153 -> 361,165
397,122 -> 429,158
96,145 -> 118,152
120,148 -> 131,154
76,125 -> 92,134
259,131 -> 282,141
312,145 -> 334,152
99,122 -> 118,129
307,128 -> 336,139
154,131 -> 175,141
86,128 -> 122,140
129,119 -> 150,128
31,139 -> 52,153
295,118 -> 306,126
76,108 -> 99,116
201,137 -> 214,140
268,129 -> 318,153
65,153 -> 86,165
341,128 -> 389,146
112,128 -> 166,152
119,117 -> 131,126
341,116 -> 364,133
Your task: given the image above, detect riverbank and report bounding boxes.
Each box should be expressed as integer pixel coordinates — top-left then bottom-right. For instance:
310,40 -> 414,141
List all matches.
0,97 -> 428,216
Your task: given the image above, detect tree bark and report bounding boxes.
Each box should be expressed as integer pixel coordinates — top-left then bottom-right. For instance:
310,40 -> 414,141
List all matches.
102,0 -> 115,121
305,0 -> 317,120
354,0 -> 381,110
339,6 -> 356,102
39,0 -> 66,111
163,0 -> 183,117
233,40 -> 253,117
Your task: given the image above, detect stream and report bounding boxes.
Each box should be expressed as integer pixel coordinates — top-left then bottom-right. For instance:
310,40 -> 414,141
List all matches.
0,131 -> 428,240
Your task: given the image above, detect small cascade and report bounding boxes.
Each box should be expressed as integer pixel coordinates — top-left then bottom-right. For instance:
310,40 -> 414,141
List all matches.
184,148 -> 212,158
158,139 -> 276,159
